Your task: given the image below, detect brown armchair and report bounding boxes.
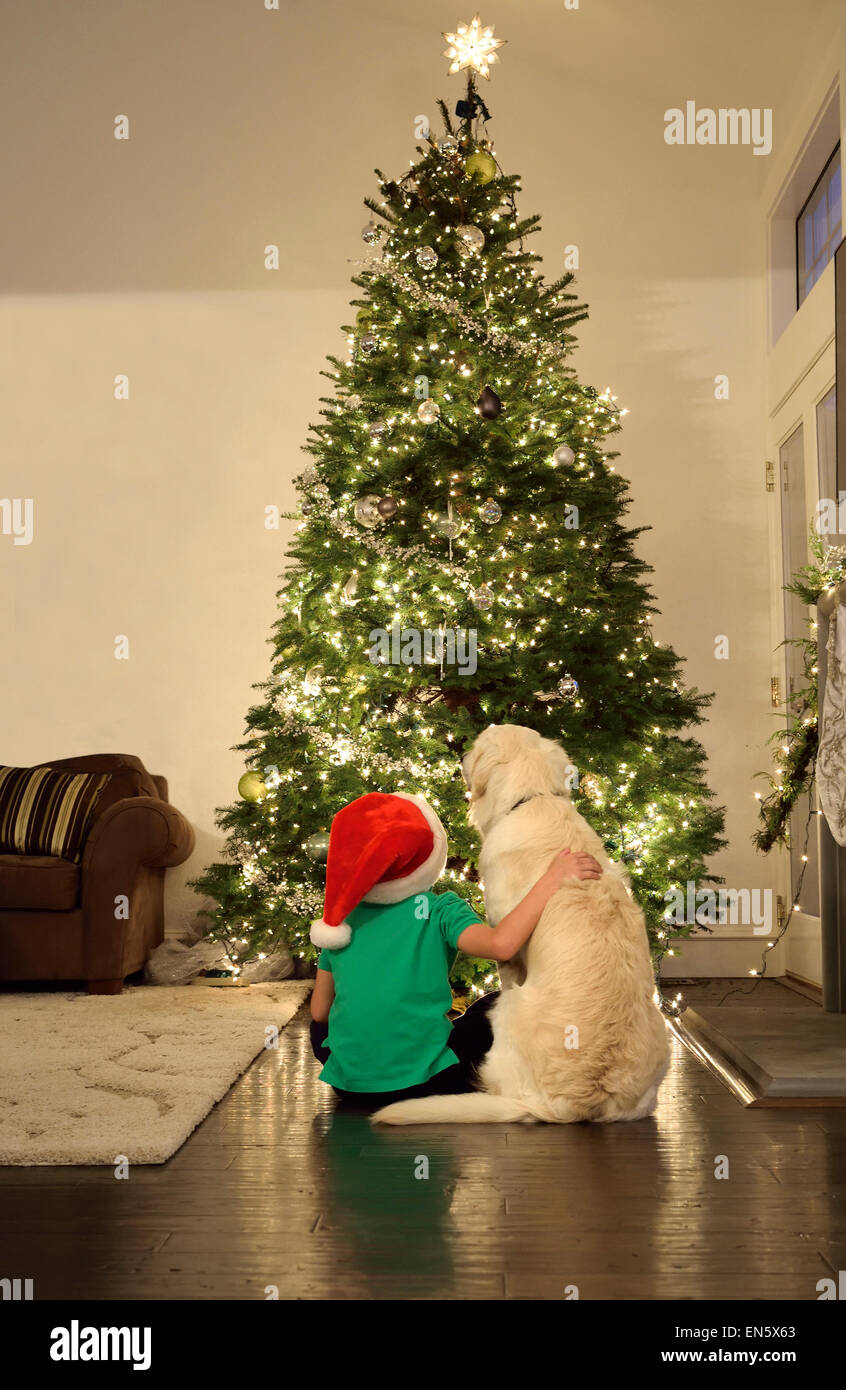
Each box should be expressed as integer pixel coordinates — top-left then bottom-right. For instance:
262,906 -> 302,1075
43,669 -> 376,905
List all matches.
0,754 -> 195,993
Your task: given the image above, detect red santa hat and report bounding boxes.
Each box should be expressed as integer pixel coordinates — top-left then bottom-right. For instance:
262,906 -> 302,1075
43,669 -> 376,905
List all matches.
310,791 -> 448,949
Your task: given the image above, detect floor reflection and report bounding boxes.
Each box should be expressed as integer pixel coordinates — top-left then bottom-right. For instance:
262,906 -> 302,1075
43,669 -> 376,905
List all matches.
310,1109 -> 459,1295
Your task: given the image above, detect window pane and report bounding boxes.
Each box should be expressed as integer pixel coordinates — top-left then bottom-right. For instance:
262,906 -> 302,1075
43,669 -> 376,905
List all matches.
813,196 -> 827,257
804,216 -> 814,270
830,164 -> 842,228
797,145 -> 842,306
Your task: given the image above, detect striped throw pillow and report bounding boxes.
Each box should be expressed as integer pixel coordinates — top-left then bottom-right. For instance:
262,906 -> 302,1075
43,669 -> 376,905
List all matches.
0,766 -> 110,863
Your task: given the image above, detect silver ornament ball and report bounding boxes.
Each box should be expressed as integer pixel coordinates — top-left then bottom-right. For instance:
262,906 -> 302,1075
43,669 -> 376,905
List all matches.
553,444 -> 576,467
471,584 -> 494,612
368,418 -> 387,438
433,511 -> 463,540
303,664 -> 324,695
416,246 -> 438,269
359,335 -> 378,355
456,224 -> 485,257
479,497 -> 502,524
361,222 -> 383,245
557,673 -> 579,700
376,495 -> 398,519
353,494 -> 383,529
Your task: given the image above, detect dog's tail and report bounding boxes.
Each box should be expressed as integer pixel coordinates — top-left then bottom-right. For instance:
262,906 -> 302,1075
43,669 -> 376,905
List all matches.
372,1092 -> 539,1126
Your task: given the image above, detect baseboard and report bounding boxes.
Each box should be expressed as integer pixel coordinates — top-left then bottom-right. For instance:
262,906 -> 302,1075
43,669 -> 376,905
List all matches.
782,971 -> 824,1005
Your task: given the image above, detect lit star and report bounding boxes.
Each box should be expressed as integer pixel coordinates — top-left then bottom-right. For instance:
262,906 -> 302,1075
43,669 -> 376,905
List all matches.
443,14 -> 505,81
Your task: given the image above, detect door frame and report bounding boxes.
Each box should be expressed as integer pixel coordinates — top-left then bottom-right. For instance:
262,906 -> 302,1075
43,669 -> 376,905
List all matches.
767,338 -> 836,988
820,239 -> 846,1009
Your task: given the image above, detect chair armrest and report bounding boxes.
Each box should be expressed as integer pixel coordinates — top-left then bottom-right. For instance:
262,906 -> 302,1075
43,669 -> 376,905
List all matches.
80,797 -> 194,982
82,796 -> 195,875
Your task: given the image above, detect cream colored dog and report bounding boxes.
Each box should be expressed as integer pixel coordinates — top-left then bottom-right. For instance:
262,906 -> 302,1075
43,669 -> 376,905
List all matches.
373,724 -> 670,1125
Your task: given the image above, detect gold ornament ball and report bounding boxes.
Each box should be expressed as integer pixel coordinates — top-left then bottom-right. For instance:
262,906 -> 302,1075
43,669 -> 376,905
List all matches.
305,830 -> 331,862
417,398 -> 441,424
464,148 -> 497,185
238,771 -> 268,803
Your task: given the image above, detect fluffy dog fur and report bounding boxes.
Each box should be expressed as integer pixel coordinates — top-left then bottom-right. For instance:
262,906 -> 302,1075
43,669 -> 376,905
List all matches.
373,724 -> 670,1125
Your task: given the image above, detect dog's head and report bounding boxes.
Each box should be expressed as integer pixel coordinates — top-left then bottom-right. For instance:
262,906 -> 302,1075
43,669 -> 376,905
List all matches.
462,724 -> 574,835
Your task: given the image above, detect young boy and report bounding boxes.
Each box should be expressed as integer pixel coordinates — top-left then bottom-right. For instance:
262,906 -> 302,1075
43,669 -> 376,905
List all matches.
309,789 -> 601,1106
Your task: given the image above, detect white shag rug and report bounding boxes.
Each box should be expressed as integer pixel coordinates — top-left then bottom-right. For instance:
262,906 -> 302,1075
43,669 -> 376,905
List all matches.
0,981 -> 311,1166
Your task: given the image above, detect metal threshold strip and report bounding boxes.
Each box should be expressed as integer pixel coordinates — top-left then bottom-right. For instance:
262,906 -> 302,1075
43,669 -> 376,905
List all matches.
669,1008 -> 846,1107
667,1012 -> 759,1107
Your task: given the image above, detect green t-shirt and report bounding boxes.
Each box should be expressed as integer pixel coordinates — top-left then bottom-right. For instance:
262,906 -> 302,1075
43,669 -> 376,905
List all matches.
317,889 -> 485,1093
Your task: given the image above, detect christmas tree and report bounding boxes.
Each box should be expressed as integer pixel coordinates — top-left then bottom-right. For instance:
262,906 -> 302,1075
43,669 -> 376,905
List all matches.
192,17 -> 725,994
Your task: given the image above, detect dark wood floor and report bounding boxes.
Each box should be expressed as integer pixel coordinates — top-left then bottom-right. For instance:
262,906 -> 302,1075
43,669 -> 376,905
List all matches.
1,980 -> 845,1300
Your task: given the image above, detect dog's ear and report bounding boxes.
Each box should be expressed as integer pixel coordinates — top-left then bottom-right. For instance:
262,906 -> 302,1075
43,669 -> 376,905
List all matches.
467,746 -> 491,799
464,731 -> 497,799
460,748 -> 475,790
537,737 -> 575,796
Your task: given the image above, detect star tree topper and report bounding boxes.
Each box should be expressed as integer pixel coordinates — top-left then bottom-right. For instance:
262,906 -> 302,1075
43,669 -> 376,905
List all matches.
443,14 -> 505,80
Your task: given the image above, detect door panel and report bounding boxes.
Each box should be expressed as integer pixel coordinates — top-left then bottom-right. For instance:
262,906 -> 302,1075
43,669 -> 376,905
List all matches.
780,424 -> 820,916
817,384 -> 837,501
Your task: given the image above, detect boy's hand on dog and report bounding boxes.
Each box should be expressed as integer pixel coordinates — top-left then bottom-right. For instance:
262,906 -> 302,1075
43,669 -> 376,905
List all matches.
546,848 -> 603,888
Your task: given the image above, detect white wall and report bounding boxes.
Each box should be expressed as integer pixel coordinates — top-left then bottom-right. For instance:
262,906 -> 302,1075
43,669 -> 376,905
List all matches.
0,0 -> 840,956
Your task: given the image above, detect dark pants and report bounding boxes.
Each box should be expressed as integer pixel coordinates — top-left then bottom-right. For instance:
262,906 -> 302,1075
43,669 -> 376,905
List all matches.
310,991 -> 500,1108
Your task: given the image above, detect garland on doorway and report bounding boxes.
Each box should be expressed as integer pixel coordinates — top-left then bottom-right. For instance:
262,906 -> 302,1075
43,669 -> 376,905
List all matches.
753,531 -> 846,852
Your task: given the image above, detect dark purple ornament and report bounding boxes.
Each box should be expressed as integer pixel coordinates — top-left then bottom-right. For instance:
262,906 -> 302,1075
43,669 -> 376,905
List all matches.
477,385 -> 503,419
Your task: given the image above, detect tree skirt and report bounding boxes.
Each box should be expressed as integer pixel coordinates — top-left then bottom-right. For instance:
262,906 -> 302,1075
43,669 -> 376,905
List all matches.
0,981 -> 311,1165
